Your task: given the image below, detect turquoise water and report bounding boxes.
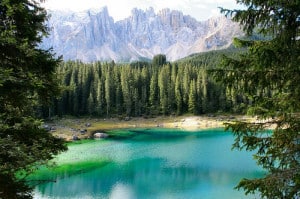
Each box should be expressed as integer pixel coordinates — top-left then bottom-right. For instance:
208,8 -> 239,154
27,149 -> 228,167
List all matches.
33,128 -> 263,199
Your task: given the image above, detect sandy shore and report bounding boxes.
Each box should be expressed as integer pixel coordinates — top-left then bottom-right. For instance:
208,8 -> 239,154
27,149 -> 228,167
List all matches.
46,115 -> 253,141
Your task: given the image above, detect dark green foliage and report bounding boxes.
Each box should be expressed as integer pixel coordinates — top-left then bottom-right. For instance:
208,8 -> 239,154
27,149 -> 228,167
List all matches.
50,51 -> 250,117
178,48 -> 244,67
214,0 -> 300,198
0,0 -> 67,198
152,54 -> 167,66
130,61 -> 151,68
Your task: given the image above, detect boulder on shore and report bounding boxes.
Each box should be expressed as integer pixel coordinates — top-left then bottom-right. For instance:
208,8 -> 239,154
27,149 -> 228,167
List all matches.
72,135 -> 79,141
94,132 -> 109,139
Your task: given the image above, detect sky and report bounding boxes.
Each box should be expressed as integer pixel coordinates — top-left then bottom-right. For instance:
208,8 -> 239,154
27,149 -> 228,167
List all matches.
41,0 -> 242,21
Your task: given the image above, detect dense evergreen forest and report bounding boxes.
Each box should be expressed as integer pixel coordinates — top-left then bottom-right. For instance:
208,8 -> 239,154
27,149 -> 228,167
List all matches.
47,49 -> 247,118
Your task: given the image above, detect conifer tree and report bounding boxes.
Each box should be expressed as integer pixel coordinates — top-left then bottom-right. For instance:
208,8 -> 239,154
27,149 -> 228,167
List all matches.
121,66 -> 132,116
0,0 -> 67,198
141,67 -> 150,114
96,79 -> 105,116
188,80 -> 197,114
149,70 -> 159,115
200,69 -> 208,113
152,54 -> 167,67
175,75 -> 183,115
158,65 -> 170,115
105,70 -> 112,117
215,0 -> 300,198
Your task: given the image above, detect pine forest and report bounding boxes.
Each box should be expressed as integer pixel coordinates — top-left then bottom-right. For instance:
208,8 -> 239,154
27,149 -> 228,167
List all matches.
48,51 -> 246,118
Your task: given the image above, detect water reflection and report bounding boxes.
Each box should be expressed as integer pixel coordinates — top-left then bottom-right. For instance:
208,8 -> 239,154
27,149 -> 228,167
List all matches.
34,129 -> 264,199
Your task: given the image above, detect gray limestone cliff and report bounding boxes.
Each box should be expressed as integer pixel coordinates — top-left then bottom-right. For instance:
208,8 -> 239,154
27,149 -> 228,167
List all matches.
42,7 -> 242,62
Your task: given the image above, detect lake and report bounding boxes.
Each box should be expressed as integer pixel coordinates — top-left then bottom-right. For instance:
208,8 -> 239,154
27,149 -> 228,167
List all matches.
32,128 -> 264,199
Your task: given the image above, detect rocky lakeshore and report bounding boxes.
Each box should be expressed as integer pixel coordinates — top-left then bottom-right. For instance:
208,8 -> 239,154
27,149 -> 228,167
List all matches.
44,115 -> 254,141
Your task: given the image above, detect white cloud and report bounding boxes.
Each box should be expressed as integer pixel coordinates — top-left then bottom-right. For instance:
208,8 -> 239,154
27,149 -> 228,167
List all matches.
41,0 -> 240,21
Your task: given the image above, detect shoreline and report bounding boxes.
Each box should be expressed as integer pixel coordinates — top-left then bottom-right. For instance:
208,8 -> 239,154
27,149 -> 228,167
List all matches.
46,115 -> 254,141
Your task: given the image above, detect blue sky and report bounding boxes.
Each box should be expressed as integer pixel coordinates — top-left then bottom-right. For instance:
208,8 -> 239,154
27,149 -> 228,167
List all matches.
42,0 -> 242,21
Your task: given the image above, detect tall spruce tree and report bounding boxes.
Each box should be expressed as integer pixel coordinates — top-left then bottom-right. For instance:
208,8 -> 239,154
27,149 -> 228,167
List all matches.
214,0 -> 300,198
0,0 -> 67,198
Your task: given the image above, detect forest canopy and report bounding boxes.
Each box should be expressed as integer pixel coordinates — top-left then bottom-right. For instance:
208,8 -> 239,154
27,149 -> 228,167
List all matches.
46,49 -> 246,118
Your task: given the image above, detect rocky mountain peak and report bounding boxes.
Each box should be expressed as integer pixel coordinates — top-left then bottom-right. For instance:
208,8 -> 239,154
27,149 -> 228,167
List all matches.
42,7 -> 243,62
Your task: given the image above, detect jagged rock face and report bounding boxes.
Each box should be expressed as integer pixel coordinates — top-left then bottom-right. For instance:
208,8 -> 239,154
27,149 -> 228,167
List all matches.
42,7 -> 242,62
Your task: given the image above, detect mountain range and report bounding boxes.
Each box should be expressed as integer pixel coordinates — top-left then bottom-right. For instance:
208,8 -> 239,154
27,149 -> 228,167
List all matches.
42,7 -> 243,62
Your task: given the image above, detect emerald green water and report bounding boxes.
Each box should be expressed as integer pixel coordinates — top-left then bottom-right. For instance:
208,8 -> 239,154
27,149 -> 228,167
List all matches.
33,128 -> 263,199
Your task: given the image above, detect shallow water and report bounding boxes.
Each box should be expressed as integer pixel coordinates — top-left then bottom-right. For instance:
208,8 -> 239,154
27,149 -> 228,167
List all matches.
33,128 -> 263,199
